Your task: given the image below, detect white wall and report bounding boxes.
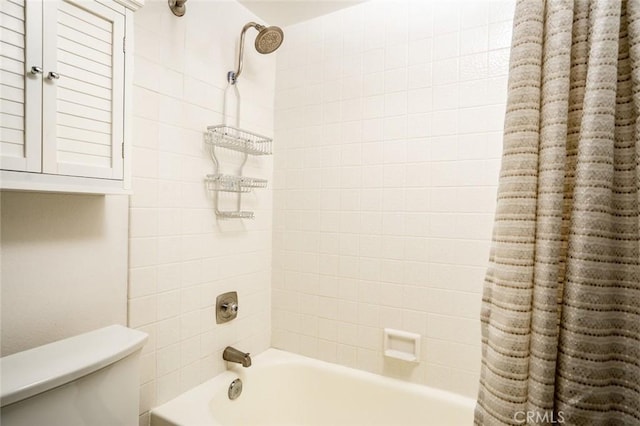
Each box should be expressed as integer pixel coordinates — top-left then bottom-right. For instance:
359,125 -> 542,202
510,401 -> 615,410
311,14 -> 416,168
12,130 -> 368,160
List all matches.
272,0 -> 514,398
129,1 -> 275,424
0,192 -> 128,356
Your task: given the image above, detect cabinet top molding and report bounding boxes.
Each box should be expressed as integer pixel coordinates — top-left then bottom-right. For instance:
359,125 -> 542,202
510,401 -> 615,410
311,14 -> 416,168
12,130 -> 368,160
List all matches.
113,0 -> 144,12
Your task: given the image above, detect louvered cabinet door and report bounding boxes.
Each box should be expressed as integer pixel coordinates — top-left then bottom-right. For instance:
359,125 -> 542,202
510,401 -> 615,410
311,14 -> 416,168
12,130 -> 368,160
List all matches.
0,0 -> 42,172
42,0 -> 124,180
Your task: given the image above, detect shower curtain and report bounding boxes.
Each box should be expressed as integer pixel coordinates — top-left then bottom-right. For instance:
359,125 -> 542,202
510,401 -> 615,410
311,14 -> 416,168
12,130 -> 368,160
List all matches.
475,1 -> 640,425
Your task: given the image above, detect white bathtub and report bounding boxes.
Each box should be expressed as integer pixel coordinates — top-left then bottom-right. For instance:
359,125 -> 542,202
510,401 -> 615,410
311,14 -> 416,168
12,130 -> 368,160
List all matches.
150,349 -> 475,426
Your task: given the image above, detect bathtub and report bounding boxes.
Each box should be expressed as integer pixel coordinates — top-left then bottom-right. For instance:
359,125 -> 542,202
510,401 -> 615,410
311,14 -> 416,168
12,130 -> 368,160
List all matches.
150,349 -> 475,426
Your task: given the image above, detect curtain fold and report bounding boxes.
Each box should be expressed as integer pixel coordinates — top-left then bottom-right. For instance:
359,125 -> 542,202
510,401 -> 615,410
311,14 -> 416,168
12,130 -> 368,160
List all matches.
475,1 -> 640,424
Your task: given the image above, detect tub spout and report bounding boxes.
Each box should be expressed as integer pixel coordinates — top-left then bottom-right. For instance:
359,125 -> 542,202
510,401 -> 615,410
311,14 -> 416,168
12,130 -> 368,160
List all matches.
223,346 -> 251,367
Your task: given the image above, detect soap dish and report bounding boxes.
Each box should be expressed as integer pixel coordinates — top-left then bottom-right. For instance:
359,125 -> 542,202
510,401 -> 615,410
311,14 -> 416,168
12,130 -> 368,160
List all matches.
383,328 -> 421,363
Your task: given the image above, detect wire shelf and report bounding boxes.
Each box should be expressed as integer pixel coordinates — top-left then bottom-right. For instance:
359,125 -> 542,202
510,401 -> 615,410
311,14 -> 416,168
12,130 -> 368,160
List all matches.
205,125 -> 272,155
205,174 -> 268,193
217,211 -> 255,219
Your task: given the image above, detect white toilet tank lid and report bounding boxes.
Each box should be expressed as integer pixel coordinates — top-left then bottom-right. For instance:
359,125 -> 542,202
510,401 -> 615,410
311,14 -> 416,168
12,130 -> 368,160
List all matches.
0,325 -> 148,407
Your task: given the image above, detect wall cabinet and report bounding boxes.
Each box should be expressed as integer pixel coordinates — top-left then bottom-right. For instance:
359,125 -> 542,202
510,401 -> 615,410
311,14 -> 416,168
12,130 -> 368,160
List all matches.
0,0 -> 141,194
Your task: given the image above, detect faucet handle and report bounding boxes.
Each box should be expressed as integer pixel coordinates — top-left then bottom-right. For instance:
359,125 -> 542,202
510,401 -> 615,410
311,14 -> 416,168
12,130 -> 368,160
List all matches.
221,302 -> 238,314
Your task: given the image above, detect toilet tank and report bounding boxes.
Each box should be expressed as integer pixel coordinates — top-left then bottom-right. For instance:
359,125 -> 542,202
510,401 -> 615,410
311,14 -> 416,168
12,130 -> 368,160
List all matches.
0,325 -> 148,426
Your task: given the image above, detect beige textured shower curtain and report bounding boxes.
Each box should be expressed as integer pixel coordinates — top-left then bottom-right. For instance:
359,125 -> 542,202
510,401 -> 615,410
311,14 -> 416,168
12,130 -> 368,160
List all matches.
475,1 -> 640,425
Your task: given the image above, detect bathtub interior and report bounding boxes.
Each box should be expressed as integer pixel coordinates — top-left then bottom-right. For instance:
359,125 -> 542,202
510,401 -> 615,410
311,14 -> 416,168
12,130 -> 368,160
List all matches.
214,365 -> 472,426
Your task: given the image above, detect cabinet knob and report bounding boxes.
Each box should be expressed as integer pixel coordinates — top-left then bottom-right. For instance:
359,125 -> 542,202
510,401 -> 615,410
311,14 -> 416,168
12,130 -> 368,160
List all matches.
30,66 -> 43,75
47,71 -> 60,80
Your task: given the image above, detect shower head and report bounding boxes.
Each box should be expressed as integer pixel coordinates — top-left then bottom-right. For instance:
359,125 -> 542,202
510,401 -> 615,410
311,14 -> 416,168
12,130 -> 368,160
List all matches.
228,22 -> 284,84
254,25 -> 284,54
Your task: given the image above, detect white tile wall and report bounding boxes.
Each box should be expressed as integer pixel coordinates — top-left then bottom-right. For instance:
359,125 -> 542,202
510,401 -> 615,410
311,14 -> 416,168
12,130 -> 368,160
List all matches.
273,0 -> 514,398
130,1 -> 275,424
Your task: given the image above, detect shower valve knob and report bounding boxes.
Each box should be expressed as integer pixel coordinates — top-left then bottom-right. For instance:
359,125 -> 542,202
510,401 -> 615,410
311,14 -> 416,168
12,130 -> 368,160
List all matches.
222,302 -> 238,314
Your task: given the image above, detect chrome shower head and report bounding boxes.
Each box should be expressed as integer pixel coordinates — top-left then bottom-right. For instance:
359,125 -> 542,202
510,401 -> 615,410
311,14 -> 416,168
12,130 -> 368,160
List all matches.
254,25 -> 284,54
228,22 -> 285,84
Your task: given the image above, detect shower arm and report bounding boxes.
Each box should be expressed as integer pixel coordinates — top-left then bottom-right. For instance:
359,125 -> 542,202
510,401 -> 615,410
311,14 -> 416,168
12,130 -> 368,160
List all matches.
228,22 -> 263,85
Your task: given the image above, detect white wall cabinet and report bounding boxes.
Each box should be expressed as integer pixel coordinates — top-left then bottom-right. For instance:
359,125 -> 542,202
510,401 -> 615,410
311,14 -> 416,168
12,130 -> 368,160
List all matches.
0,0 -> 141,194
